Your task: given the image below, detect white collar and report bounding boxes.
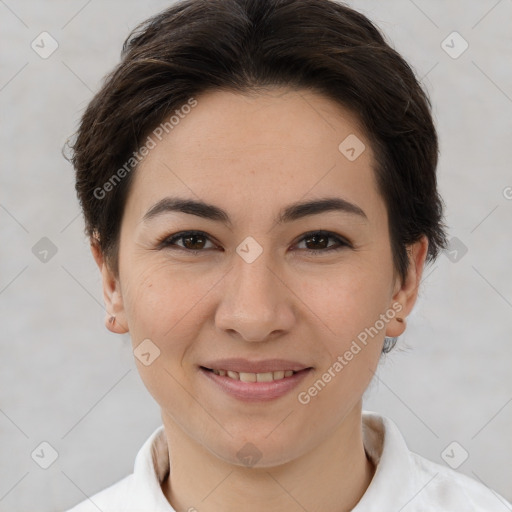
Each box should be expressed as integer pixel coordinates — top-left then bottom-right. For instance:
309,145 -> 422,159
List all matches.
130,411 -> 431,510
78,411 -> 510,511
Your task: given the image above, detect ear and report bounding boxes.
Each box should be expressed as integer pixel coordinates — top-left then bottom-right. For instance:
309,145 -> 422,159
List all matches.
90,239 -> 129,334
385,235 -> 429,338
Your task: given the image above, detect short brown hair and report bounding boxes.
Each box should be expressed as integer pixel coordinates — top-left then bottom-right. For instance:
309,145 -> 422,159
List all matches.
68,0 -> 448,282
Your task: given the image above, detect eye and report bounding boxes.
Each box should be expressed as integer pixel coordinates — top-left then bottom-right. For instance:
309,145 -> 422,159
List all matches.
294,230 -> 351,254
158,230 -> 217,254
159,229 -> 351,256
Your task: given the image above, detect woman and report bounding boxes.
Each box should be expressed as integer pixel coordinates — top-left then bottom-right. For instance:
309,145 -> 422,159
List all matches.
65,0 -> 511,510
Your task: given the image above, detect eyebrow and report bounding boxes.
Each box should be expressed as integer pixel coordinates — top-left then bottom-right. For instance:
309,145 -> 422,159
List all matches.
142,196 -> 368,226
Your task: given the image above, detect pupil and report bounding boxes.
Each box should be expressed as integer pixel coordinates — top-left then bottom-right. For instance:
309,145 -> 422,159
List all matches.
185,235 -> 204,250
307,234 -> 327,249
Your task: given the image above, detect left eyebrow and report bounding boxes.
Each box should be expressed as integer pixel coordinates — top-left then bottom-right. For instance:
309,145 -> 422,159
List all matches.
142,196 -> 368,226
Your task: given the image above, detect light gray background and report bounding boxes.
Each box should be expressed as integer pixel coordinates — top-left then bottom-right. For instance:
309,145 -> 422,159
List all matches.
1,1 -> 511,511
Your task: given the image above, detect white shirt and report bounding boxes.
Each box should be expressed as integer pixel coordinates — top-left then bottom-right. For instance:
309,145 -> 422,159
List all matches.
65,411 -> 512,511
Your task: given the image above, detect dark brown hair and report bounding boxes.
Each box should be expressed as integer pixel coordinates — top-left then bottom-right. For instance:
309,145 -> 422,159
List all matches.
69,0 -> 447,283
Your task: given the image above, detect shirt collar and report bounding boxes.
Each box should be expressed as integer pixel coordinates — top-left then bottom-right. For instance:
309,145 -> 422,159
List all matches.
353,411 -> 423,510
131,411 -> 422,511
131,424 -> 174,510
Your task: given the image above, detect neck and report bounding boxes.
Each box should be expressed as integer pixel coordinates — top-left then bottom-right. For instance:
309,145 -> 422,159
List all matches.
160,403 -> 375,512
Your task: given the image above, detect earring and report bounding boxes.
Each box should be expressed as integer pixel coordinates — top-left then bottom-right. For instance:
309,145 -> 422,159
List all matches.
109,315 -> 116,325
382,336 -> 398,353
382,315 -> 405,353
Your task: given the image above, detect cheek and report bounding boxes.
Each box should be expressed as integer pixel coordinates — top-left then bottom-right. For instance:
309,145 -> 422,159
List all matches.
294,261 -> 392,346
123,260 -> 198,330
295,268 -> 388,410
121,259 -> 223,364
121,262 -> 207,415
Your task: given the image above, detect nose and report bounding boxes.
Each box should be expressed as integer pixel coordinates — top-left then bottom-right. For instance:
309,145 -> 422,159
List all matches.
214,248 -> 296,343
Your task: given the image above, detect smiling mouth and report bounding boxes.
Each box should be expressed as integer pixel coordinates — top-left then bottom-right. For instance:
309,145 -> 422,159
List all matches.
200,366 -> 307,382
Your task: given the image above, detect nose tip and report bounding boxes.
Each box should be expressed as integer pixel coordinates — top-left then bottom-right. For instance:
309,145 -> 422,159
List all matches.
220,300 -> 286,343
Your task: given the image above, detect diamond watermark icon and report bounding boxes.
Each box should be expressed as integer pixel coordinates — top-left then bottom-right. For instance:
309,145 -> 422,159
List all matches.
31,32 -> 59,59
32,237 -> 58,263
444,236 -> 468,263
134,338 -> 161,366
236,442 -> 262,467
338,134 -> 366,161
441,441 -> 469,469
236,236 -> 263,264
441,31 -> 469,59
31,441 -> 59,469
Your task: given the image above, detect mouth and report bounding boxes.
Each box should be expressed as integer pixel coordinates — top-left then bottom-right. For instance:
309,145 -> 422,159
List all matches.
199,360 -> 313,402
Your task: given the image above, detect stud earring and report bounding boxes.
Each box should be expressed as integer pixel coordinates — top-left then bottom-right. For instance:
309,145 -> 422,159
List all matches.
109,315 -> 116,325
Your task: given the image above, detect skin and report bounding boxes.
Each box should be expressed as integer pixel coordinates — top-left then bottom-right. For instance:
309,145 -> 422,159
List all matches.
91,88 -> 428,512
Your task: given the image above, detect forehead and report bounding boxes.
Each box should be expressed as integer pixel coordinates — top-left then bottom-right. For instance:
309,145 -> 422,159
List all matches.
124,88 -> 383,227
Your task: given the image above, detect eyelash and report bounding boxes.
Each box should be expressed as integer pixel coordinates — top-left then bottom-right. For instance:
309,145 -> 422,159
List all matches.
157,230 -> 351,255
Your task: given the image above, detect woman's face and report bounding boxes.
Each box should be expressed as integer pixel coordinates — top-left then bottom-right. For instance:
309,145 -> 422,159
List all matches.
96,88 -> 426,466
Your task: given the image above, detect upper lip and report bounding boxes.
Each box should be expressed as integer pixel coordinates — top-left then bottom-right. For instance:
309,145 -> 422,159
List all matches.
201,358 -> 312,373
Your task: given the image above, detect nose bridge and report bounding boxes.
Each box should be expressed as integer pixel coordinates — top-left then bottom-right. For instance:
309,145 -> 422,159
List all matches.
215,241 -> 294,341
234,247 -> 276,304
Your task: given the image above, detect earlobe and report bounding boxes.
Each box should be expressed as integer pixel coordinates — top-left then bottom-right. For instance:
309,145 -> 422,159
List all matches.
104,313 -> 128,334
385,236 -> 429,338
90,238 -> 129,335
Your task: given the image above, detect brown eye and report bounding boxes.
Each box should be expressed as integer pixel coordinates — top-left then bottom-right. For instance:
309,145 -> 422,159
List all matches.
160,231 -> 216,252
295,231 -> 350,254
181,233 -> 207,250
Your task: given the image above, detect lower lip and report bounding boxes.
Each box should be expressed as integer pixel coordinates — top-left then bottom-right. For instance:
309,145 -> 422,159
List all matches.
199,367 -> 312,402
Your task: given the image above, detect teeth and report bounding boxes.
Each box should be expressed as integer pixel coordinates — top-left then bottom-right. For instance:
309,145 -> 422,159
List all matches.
256,372 -> 273,382
211,369 -> 298,381
240,372 -> 256,382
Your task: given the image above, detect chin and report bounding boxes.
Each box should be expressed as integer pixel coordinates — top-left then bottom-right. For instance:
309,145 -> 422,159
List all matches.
203,429 -> 310,469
